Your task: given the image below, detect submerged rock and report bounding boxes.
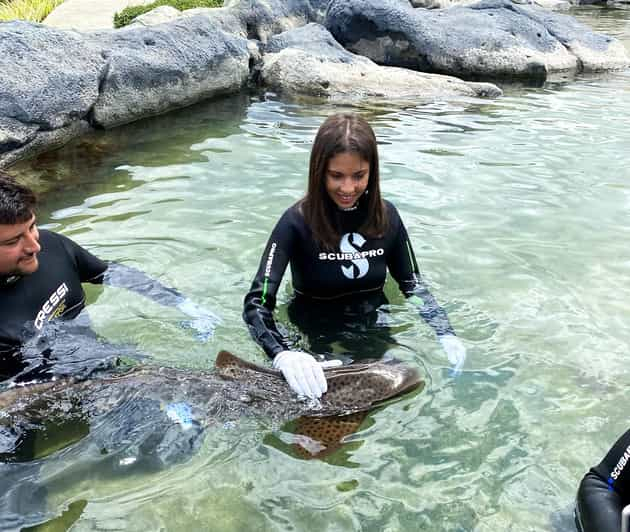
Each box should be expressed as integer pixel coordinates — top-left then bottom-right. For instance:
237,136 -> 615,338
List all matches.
261,24 -> 502,100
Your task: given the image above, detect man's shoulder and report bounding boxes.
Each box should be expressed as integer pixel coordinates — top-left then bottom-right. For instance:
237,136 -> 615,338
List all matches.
39,229 -> 92,262
38,228 -> 66,251
39,229 -> 77,251
39,228 -> 73,244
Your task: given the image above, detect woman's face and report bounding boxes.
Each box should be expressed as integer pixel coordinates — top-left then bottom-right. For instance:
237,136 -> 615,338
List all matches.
325,151 -> 370,210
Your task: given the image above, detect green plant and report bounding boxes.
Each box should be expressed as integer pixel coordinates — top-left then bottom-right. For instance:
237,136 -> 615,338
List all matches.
113,0 -> 222,28
0,0 -> 65,22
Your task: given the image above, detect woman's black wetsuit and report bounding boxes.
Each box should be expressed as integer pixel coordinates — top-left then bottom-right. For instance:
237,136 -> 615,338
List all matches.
576,429 -> 630,532
243,199 -> 454,359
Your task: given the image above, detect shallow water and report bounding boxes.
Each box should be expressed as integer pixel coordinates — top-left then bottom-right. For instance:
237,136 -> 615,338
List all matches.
4,7 -> 630,531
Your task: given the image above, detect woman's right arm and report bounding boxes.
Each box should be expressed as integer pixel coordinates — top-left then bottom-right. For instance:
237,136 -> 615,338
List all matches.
243,207 -> 333,399
243,211 -> 293,359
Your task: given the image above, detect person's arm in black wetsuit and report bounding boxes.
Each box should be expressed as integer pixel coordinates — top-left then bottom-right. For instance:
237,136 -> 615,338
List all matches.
386,213 -> 454,338
103,263 -> 219,340
242,209 -> 329,399
61,235 -> 218,340
100,262 -> 184,307
386,207 -> 466,372
59,233 -> 186,306
243,210 -> 294,358
576,428 -> 630,532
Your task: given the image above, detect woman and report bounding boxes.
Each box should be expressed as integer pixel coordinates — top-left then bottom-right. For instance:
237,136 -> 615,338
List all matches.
243,113 -> 466,398
576,429 -> 630,532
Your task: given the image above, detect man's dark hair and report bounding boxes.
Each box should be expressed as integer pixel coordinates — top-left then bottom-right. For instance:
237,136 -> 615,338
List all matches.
0,170 -> 38,225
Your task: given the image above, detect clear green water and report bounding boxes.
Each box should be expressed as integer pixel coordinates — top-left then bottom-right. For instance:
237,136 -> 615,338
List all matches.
8,8 -> 630,531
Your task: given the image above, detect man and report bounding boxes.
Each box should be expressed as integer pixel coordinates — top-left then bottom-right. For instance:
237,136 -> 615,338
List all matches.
0,171 -> 218,382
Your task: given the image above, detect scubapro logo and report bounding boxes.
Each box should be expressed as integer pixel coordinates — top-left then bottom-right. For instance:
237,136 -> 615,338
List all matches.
318,233 -> 384,279
340,233 -> 368,279
265,242 -> 277,277
610,444 -> 630,480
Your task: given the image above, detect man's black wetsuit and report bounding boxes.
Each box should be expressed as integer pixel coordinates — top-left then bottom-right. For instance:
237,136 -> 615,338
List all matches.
1,229 -> 189,381
1,230 -> 107,379
243,200 -> 454,359
576,429 -> 630,532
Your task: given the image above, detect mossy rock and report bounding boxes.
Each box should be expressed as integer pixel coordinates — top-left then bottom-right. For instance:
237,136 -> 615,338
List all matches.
114,0 -> 223,28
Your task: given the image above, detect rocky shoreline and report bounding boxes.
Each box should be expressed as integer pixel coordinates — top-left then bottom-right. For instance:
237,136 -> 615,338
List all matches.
0,0 -> 627,168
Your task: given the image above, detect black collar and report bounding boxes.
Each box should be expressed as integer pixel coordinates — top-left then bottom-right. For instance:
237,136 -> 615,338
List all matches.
0,274 -> 22,288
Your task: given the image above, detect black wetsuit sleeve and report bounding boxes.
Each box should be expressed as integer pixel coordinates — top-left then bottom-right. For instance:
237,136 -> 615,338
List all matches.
576,429 -> 630,532
60,233 -> 187,307
58,234 -> 107,283
102,262 -> 185,307
243,210 -> 293,358
386,212 -> 455,337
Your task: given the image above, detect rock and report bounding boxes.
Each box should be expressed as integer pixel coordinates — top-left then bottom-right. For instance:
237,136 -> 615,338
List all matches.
410,0 -> 477,8
0,121 -> 90,168
224,0 -> 322,41
0,16 -> 251,166
0,118 -> 39,154
325,0 -> 629,80
260,24 -> 502,101
130,6 -> 250,39
182,7 -> 248,38
0,21 -> 105,129
86,15 -> 250,128
0,21 -> 105,167
130,5 -> 182,27
263,21 -> 351,56
508,0 -> 630,71
409,0 -> 572,8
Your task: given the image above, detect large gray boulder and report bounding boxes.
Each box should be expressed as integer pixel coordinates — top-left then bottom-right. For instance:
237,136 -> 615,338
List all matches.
409,0 -> 573,9
261,23 -> 502,100
87,16 -> 250,127
0,17 -> 250,167
131,7 -> 249,39
325,0 -> 629,81
0,21 -> 105,166
182,7 -> 248,38
223,0 -> 324,41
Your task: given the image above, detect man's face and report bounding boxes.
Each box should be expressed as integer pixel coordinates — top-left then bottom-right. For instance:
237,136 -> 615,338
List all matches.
0,214 -> 41,277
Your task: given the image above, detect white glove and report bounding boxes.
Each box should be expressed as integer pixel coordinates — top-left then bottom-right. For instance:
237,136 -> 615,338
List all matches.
273,350 -> 328,398
177,299 -> 220,342
439,334 -> 467,375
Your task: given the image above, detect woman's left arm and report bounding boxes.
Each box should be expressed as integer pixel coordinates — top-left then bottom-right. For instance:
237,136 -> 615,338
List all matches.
387,210 -> 466,372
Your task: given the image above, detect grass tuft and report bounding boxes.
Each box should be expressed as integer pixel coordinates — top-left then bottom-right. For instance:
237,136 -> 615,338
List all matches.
0,0 -> 65,22
113,0 -> 222,28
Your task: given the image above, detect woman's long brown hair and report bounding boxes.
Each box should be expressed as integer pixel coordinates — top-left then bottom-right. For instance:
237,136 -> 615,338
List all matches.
302,113 -> 387,250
